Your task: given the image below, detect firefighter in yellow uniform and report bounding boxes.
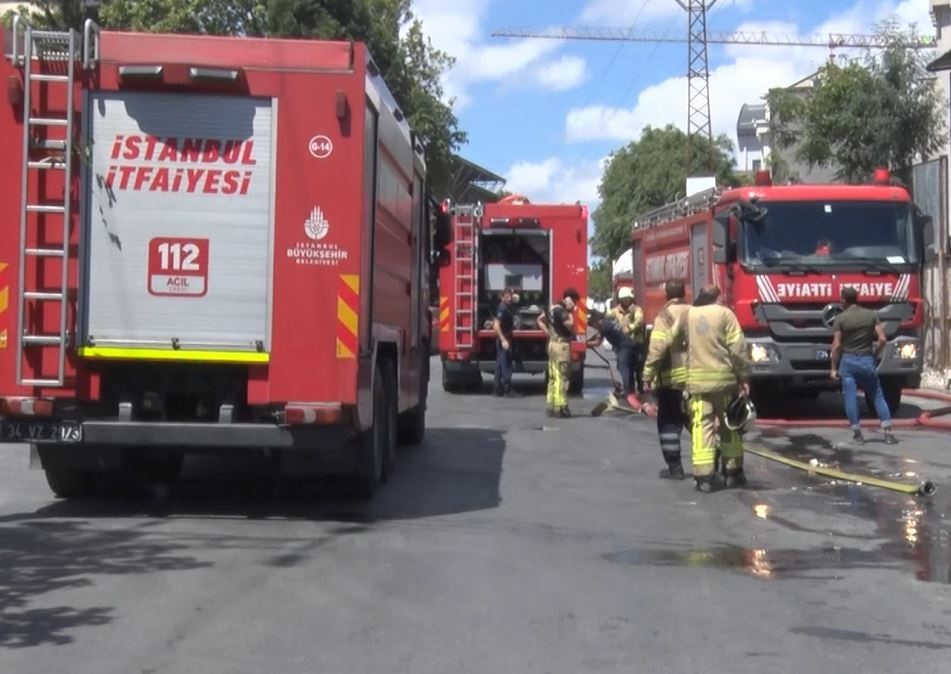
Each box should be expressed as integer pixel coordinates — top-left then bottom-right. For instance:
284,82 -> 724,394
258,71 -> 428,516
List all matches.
642,280 -> 690,480
610,287 -> 646,394
668,285 -> 751,493
538,288 -> 581,418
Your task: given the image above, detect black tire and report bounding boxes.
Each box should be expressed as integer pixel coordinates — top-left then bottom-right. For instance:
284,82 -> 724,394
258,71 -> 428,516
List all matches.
865,379 -> 903,416
380,360 -> 398,482
568,363 -> 585,395
44,468 -> 92,499
442,363 -> 462,393
398,353 -> 428,446
353,364 -> 386,500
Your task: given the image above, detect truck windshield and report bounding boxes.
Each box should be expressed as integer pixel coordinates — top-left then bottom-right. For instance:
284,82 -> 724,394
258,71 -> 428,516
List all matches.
741,200 -> 918,268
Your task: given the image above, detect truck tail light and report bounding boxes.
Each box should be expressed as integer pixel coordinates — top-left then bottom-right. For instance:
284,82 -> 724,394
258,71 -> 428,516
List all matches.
445,351 -> 472,361
284,403 -> 342,425
872,168 -> 891,184
0,397 -> 54,417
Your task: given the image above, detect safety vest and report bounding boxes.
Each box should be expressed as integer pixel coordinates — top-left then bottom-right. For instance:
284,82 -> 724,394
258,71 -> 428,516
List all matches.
643,300 -> 689,389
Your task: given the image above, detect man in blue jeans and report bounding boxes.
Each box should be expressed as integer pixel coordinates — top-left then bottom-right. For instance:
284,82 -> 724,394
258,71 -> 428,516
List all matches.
493,288 -> 519,397
830,286 -> 898,445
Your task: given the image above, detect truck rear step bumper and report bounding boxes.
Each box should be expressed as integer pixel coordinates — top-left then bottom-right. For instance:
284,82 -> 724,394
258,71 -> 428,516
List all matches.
25,421 -> 351,450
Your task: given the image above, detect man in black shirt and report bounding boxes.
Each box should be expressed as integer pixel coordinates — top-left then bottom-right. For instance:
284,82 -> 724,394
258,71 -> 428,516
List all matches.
493,288 -> 518,397
587,309 -> 636,405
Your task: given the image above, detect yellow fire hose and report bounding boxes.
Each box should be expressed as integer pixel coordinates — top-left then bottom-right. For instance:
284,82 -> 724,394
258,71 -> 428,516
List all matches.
745,442 -> 936,497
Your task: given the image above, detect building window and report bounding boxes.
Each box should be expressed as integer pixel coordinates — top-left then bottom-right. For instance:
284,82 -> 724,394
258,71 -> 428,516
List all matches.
752,159 -> 762,172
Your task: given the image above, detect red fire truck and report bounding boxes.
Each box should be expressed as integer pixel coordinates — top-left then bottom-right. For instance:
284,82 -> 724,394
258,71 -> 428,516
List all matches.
0,18 -> 434,498
631,170 -> 934,412
436,195 -> 589,393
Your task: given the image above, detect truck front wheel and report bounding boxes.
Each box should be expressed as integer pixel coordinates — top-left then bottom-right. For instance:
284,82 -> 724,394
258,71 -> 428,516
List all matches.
568,363 -> 585,395
867,378 -> 903,416
44,468 -> 93,499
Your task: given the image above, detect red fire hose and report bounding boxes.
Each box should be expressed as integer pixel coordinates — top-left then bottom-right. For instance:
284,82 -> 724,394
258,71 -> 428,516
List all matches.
756,389 -> 951,431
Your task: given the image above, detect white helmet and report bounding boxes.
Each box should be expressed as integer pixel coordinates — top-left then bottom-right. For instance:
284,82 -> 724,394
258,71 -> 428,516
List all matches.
618,287 -> 634,300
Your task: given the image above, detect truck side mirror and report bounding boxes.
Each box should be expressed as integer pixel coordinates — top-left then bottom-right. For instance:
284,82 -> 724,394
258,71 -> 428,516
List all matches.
712,210 -> 730,264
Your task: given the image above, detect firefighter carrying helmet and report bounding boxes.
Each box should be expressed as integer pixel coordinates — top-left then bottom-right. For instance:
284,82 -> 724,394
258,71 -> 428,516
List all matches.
724,393 -> 757,433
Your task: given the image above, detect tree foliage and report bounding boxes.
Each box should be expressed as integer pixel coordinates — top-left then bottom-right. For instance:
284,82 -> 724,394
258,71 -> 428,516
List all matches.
4,0 -> 464,195
587,260 -> 612,302
766,22 -> 945,184
591,125 -> 741,262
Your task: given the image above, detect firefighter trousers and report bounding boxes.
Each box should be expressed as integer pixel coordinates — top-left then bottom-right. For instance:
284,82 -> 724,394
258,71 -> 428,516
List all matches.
546,339 -> 571,411
656,387 -> 686,467
688,390 -> 743,476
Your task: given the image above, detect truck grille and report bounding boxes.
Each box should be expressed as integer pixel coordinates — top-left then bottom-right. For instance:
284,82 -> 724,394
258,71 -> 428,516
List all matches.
759,302 -> 911,342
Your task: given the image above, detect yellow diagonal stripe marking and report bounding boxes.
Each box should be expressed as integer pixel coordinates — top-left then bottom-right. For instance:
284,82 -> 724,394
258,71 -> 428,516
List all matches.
439,307 -> 449,322
337,296 -> 359,336
341,274 -> 359,295
0,262 -> 7,273
336,338 -> 355,358
0,287 -> 7,314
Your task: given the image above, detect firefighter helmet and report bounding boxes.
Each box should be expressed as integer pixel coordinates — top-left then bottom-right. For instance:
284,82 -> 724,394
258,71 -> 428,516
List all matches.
724,393 -> 757,433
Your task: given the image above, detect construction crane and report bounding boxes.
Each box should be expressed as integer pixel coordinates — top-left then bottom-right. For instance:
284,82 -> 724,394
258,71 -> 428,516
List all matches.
493,2 -> 935,173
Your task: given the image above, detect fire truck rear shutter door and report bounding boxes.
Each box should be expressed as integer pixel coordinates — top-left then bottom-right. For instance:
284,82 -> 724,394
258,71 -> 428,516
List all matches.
83,91 -> 274,357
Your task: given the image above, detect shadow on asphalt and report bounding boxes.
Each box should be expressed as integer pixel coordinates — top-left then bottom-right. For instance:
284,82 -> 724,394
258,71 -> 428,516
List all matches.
0,427 -> 507,524
0,520 -> 212,649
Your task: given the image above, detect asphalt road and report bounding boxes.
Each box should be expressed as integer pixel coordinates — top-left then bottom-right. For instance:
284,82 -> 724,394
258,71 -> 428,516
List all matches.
2,357 -> 951,673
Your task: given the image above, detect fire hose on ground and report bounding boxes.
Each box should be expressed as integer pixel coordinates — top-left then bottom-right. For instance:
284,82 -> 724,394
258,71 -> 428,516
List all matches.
586,349 -> 947,495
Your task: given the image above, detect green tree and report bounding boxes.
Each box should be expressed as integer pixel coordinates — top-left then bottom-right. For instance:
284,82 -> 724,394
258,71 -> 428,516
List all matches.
587,259 -> 612,302
766,23 -> 944,184
592,125 -> 740,261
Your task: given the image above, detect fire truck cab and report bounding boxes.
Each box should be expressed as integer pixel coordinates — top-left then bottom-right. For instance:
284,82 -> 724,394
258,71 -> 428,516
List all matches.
632,170 -> 933,412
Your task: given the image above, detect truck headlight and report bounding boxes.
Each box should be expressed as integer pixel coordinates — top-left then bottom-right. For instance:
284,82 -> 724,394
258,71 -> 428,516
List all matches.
897,343 -> 918,360
750,344 -> 778,363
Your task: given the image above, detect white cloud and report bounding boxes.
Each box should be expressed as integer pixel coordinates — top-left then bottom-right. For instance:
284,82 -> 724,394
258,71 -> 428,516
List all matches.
412,0 -> 587,109
505,157 -> 606,206
564,0 -> 936,143
535,55 -> 588,91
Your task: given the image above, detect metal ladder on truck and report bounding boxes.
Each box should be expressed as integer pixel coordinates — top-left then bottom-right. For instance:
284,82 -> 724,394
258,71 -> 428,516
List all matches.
10,16 -> 100,387
452,205 -> 481,350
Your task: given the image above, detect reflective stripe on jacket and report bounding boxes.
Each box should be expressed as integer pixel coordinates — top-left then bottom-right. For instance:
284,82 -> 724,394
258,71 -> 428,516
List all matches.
643,300 -> 689,389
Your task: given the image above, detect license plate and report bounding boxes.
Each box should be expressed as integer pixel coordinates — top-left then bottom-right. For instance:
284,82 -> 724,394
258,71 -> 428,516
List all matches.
0,421 -> 82,443
816,349 -> 830,361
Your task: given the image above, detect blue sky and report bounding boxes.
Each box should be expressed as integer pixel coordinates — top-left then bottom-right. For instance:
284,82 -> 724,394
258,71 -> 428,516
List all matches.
413,0 -> 931,207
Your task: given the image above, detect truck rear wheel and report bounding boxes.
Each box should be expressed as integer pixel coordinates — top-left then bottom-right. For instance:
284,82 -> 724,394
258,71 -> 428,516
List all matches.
352,364 -> 386,499
381,361 -> 398,482
398,352 -> 428,446
44,468 -> 93,499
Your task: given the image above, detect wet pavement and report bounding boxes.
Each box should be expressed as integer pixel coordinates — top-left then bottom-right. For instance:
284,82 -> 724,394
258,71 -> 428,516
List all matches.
1,355 -> 951,672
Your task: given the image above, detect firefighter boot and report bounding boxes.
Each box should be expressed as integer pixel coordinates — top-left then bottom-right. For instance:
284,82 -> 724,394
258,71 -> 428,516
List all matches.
659,451 -> 685,480
694,473 -> 725,494
722,457 -> 747,488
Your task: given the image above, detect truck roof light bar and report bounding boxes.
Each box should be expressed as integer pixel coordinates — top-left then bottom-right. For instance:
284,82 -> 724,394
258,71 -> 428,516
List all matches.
118,65 -> 163,79
872,168 -> 891,185
189,66 -> 240,82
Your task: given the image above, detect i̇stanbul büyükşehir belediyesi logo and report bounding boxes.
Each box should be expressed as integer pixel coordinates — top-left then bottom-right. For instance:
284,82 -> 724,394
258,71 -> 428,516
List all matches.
304,206 -> 330,240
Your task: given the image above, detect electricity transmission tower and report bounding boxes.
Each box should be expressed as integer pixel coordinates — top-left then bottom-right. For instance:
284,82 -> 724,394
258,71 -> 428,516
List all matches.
493,4 -> 934,173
